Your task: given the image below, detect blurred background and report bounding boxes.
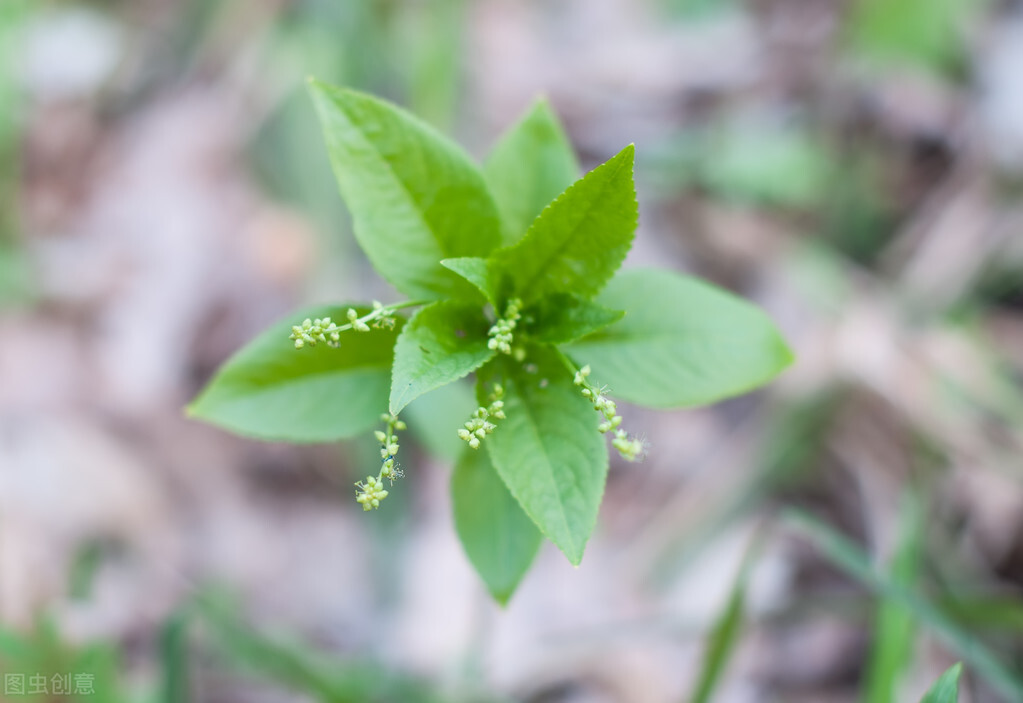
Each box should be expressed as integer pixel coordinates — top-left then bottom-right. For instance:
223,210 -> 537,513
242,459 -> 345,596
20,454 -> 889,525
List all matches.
2,0 -> 1023,701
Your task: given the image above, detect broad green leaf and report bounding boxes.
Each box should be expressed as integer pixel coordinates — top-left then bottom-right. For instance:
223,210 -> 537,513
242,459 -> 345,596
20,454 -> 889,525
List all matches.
188,306 -> 401,443
525,294 -> 624,345
484,98 -> 579,245
389,301 -> 495,415
440,257 -> 503,307
920,663 -> 963,703
479,346 -> 608,565
452,447 -> 542,605
784,510 -> 1023,701
564,269 -> 793,408
308,80 -> 501,299
495,145 -> 637,304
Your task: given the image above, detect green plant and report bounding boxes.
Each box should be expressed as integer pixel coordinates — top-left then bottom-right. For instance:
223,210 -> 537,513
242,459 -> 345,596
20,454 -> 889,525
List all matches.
188,80 -> 793,603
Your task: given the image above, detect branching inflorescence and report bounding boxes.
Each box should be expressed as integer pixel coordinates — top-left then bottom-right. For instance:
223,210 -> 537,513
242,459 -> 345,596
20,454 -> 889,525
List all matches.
289,301 -> 403,349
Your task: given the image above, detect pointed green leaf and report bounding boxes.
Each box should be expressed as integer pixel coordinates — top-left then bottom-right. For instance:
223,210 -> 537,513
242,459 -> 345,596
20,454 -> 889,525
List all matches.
564,269 -> 793,408
484,98 -> 579,245
526,294 -> 625,345
479,346 -> 608,565
389,301 -> 495,415
308,80 -> 502,299
440,257 -> 503,307
188,306 -> 401,443
494,145 -> 637,303
452,446 -> 543,605
920,663 -> 963,703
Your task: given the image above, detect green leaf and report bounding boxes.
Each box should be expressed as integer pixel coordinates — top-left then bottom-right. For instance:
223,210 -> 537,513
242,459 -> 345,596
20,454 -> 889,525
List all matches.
308,80 -> 502,299
440,257 -> 503,307
525,294 -> 624,345
452,446 -> 543,605
389,301 -> 495,415
564,269 -> 793,408
920,663 -> 963,703
484,98 -> 579,245
188,305 -> 401,443
494,145 -> 637,304
783,510 -> 1023,701
479,346 -> 608,565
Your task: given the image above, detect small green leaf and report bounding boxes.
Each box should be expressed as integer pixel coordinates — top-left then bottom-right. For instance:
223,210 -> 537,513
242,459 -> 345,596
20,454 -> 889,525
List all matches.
188,306 -> 401,443
494,145 -> 637,304
484,98 -> 579,245
525,294 -> 624,345
479,346 -> 608,565
564,269 -> 793,408
440,257 -> 503,307
308,80 -> 501,299
389,301 -> 495,415
452,446 -> 543,605
920,663 -> 963,703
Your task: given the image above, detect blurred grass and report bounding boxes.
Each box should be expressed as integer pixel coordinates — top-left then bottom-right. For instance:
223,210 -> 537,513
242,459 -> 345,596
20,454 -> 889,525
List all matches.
784,509 -> 1023,701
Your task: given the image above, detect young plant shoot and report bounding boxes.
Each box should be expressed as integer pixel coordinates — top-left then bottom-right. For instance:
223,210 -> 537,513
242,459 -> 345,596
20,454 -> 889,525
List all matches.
188,81 -> 794,604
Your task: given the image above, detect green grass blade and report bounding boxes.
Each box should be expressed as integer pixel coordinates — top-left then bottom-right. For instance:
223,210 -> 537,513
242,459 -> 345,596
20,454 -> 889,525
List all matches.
863,493 -> 922,703
687,547 -> 755,703
920,662 -> 963,703
783,510 -> 1023,701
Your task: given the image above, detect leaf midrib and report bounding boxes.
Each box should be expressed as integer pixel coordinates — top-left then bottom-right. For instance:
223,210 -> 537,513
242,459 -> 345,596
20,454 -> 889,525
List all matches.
514,156 -> 630,296
334,97 -> 452,258
220,359 -> 391,401
504,383 -> 578,559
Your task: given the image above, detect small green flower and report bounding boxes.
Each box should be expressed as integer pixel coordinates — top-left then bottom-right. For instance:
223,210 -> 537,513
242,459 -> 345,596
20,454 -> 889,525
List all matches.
458,385 -> 506,449
289,302 -> 407,350
354,412 -> 407,510
573,364 -> 644,462
354,475 -> 389,510
487,299 -> 522,355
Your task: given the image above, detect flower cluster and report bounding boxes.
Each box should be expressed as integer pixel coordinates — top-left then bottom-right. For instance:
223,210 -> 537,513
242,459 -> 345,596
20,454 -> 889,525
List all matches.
355,412 -> 407,510
290,317 -> 342,349
574,365 -> 645,462
487,298 -> 523,355
354,475 -> 389,510
289,301 -> 398,349
457,385 -> 506,449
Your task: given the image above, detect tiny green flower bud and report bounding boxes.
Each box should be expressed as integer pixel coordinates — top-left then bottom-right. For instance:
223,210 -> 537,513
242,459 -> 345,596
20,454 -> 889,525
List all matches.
469,437 -> 480,449
374,431 -> 387,443
394,421 -> 407,431
347,308 -> 359,322
457,429 -> 471,440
